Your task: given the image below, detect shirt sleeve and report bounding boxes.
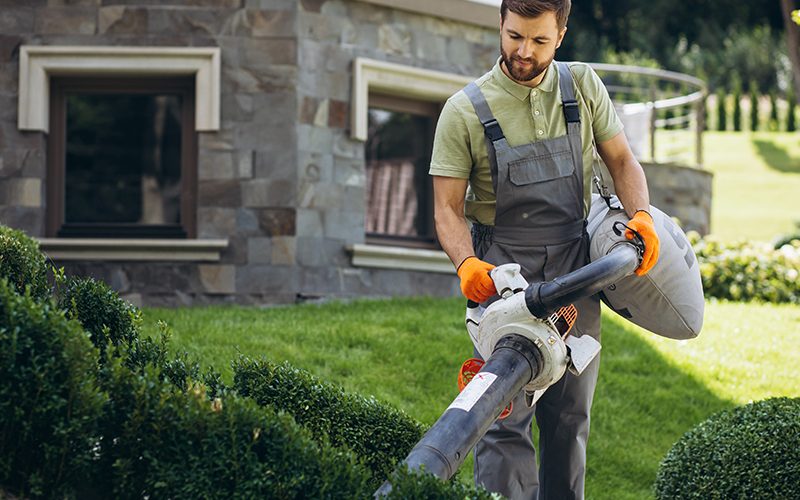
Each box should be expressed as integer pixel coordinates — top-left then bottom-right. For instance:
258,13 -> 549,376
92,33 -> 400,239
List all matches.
429,96 -> 473,179
579,65 -> 624,144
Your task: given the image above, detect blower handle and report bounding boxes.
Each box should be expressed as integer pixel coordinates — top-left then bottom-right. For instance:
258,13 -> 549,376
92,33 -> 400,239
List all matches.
525,242 -> 640,319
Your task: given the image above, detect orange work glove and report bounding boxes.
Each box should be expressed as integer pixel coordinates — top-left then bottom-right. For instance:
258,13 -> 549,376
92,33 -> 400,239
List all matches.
625,210 -> 660,276
456,256 -> 497,303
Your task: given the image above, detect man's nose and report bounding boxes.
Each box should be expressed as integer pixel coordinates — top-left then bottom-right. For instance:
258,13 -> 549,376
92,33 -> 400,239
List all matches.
516,40 -> 535,59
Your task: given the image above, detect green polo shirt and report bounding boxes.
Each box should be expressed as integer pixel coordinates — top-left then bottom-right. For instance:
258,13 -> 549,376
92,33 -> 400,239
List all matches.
429,59 -> 623,225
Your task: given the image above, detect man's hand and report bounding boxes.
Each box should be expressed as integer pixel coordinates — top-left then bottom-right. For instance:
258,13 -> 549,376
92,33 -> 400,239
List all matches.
625,210 -> 660,276
457,256 -> 497,303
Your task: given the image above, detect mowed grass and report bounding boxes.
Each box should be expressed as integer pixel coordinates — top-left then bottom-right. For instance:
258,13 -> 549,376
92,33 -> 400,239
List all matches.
703,131 -> 800,243
142,298 -> 800,499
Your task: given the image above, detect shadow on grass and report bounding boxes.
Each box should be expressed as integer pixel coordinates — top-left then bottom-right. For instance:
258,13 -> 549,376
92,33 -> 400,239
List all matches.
585,313 -> 735,500
752,138 -> 800,174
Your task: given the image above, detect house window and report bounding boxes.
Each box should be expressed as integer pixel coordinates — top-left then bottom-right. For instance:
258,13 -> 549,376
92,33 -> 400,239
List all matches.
365,94 -> 440,248
47,76 -> 197,238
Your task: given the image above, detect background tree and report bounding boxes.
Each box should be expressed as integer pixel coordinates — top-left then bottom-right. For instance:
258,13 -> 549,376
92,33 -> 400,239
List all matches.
732,82 -> 743,131
769,91 -> 780,130
787,87 -> 797,131
749,82 -> 760,131
780,1 -> 800,98
717,91 -> 728,131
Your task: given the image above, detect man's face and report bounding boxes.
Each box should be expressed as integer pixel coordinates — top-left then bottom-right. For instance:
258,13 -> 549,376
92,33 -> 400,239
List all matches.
500,10 -> 566,84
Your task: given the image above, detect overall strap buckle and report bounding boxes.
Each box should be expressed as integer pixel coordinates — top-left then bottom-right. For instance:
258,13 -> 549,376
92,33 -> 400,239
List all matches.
483,118 -> 505,142
563,99 -> 580,123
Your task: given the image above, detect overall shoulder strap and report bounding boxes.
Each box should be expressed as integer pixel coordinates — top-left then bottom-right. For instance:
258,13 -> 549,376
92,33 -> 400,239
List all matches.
464,82 -> 505,143
463,81 -> 503,193
555,61 -> 618,209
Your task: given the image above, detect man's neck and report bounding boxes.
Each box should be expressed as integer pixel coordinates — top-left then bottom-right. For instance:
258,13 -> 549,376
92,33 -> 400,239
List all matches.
500,60 -> 548,89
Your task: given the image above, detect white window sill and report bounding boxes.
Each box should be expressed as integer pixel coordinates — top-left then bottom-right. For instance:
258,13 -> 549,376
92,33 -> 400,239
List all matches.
347,243 -> 455,274
37,238 -> 229,262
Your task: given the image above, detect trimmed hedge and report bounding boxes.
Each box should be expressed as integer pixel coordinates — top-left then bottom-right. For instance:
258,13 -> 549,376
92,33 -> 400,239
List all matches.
0,279 -> 106,498
233,357 -> 426,486
1,225 -> 493,497
655,397 -> 800,499
0,225 -> 49,301
690,233 -> 800,303
386,466 -> 495,499
58,276 -> 141,357
89,364 -> 371,499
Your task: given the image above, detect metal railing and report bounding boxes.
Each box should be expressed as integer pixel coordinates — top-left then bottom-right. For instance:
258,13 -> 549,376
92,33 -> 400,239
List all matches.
588,63 -> 707,167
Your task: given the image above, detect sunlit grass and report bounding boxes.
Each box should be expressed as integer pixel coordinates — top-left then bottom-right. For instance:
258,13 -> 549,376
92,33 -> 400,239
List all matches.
142,298 -> 800,499
703,131 -> 800,243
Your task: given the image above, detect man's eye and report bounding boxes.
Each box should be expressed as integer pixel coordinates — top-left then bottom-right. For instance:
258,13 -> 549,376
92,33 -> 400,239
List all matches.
510,34 -> 522,40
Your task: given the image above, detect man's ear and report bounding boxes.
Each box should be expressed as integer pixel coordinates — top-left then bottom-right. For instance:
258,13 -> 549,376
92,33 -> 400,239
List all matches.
556,26 -> 568,49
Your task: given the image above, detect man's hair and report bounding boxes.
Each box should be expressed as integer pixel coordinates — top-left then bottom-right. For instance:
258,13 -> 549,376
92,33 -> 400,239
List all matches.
500,0 -> 571,29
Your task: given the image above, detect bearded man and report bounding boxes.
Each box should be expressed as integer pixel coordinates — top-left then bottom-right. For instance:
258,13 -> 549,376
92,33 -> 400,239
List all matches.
429,1 -> 660,498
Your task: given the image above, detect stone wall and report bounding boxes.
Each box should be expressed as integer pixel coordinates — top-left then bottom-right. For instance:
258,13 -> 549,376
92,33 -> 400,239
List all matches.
0,0 -> 712,306
641,163 -> 713,235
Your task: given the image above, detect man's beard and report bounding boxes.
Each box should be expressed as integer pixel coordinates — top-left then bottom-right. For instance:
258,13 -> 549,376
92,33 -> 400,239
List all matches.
500,45 -> 552,82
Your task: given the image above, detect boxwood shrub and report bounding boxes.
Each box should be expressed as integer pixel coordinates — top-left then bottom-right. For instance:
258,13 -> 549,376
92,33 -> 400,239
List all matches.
58,275 -> 141,357
88,364 -> 372,499
0,278 -> 106,498
233,357 -> 425,486
690,233 -> 800,303
0,225 -> 49,301
385,466 -> 494,499
654,397 -> 800,499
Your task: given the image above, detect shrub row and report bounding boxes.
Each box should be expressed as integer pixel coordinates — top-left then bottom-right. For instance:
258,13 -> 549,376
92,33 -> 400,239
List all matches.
0,225 -> 49,301
655,397 -> 800,499
233,357 -> 425,488
689,233 -> 800,303
0,225 -> 491,498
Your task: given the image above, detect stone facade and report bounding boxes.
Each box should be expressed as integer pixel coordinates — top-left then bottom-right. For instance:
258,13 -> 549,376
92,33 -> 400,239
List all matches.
0,0 -> 710,306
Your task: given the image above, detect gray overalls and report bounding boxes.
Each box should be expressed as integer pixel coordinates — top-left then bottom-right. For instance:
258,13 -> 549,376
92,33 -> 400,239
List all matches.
465,62 -> 601,500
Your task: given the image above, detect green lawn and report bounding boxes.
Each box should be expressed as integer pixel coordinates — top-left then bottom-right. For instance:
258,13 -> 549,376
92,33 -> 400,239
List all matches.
142,298 -> 800,500
703,131 -> 800,243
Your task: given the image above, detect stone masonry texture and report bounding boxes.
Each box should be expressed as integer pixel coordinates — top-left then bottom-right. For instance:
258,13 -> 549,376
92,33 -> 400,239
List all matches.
0,0 -> 709,306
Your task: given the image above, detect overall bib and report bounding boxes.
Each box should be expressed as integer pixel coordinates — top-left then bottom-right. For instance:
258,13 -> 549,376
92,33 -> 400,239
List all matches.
465,62 -> 601,500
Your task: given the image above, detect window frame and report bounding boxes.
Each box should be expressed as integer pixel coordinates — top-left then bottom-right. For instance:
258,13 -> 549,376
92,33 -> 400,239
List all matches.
46,76 -> 198,239
364,93 -> 442,249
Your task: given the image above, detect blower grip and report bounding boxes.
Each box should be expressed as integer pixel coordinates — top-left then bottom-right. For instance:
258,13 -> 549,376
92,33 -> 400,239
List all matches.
525,243 -> 640,319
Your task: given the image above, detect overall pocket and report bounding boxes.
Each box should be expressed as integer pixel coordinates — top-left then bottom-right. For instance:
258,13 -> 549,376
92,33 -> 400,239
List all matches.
508,150 -> 574,186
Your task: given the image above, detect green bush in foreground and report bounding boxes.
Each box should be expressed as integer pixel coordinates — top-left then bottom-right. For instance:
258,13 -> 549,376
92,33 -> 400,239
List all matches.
690,233 -> 800,303
90,364 -> 371,500
0,279 -> 106,498
58,276 -> 141,357
655,397 -> 800,499
386,466 -> 494,499
0,225 -> 49,301
234,357 -> 426,487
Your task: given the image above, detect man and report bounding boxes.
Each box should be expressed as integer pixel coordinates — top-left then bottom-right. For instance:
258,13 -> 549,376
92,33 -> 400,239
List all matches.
429,1 -> 660,499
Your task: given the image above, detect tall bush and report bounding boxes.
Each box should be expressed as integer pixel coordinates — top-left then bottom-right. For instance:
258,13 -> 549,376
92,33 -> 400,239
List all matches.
769,91 -> 779,130
0,225 -> 50,301
655,397 -> 800,499
716,91 -> 727,131
732,86 -> 742,131
787,88 -> 797,132
749,84 -> 759,131
234,357 -> 425,486
0,279 -> 106,498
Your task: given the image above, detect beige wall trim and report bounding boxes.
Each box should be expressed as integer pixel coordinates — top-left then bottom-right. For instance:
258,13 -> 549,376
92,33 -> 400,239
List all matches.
351,57 -> 474,141
355,0 -> 498,28
348,243 -> 455,274
37,238 -> 229,262
19,46 -> 221,133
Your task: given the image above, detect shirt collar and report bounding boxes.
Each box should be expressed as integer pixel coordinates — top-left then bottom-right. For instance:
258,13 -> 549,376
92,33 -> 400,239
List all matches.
492,58 -> 557,101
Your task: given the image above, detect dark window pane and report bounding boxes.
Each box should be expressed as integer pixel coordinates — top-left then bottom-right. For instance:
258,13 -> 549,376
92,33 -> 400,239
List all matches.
64,93 -> 183,225
365,107 -> 435,242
